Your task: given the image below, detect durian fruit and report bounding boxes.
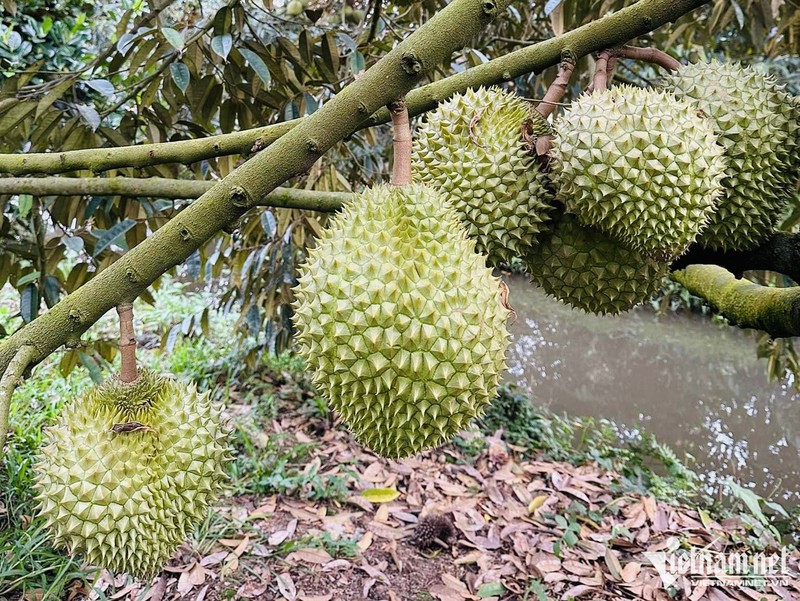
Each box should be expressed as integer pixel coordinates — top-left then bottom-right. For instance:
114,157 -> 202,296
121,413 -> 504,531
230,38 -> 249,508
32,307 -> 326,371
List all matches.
33,369 -> 229,579
662,61 -> 798,251
550,85 -> 727,260
412,87 -> 555,266
293,184 -> 510,458
525,213 -> 669,315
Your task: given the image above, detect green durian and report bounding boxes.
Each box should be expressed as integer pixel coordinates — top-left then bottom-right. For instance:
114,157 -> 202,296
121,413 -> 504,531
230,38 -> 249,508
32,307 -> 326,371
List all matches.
525,213 -> 668,315
412,87 -> 555,266
662,61 -> 799,251
293,184 -> 510,458
33,369 -> 229,579
550,85 -> 727,260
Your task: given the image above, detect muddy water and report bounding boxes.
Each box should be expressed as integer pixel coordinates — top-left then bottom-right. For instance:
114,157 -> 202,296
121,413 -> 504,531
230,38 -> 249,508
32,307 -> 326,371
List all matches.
504,276 -> 800,502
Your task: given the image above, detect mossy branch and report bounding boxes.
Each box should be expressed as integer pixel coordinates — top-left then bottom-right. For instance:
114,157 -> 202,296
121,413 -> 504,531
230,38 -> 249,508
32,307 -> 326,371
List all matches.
674,233 -> 800,285
0,0 -> 711,176
671,265 -> 800,337
0,0 -> 513,378
0,176 -> 350,210
0,345 -> 35,449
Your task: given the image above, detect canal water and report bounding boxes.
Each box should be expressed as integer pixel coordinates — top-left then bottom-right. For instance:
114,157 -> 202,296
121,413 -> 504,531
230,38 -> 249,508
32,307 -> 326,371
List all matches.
505,276 -> 800,502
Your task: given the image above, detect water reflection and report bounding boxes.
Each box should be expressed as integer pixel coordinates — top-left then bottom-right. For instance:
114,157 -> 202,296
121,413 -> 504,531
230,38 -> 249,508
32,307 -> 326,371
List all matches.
505,276 -> 800,501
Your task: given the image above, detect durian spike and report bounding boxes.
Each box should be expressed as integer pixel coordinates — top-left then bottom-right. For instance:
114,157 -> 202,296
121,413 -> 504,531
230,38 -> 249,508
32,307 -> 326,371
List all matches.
116,304 -> 138,383
618,45 -> 680,72
536,50 -> 576,119
389,97 -> 412,186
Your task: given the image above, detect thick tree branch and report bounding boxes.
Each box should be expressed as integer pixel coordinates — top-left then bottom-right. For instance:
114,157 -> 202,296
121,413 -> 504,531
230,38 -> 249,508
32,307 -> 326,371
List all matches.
0,0 -> 711,176
673,233 -> 800,285
619,45 -> 681,71
672,265 -> 800,338
0,176 -> 351,210
0,345 -> 35,449
0,0 -> 514,377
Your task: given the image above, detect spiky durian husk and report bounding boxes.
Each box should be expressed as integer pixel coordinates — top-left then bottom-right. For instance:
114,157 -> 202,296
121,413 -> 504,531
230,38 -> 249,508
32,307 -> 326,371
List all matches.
412,87 -> 555,265
525,213 -> 668,315
33,369 -> 229,579
662,61 -> 798,251
550,85 -> 727,260
293,184 -> 510,458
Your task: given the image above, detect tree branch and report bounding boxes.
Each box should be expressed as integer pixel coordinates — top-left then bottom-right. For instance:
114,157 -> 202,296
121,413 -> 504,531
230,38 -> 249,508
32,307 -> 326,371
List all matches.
0,0 -> 711,176
619,45 -> 681,71
0,345 -> 35,449
0,0 -> 515,378
0,176 -> 351,210
673,233 -> 800,285
671,265 -> 800,338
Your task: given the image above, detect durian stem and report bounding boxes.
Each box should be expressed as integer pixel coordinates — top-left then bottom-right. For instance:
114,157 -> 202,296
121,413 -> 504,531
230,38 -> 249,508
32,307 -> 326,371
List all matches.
536,51 -> 576,119
619,45 -> 681,72
671,265 -> 800,338
389,98 -> 412,186
117,304 -> 138,383
591,50 -> 613,92
0,344 -> 35,449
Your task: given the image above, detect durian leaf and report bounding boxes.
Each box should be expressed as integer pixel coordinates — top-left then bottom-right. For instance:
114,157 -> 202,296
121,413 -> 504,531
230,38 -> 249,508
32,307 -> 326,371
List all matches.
361,488 -> 400,503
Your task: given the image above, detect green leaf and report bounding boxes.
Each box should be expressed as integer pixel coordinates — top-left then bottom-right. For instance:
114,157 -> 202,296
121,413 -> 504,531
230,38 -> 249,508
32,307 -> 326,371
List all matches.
728,480 -> 768,525
361,488 -> 400,503
20,284 -> 38,323
238,48 -> 271,87
161,27 -> 184,51
349,50 -> 365,74
86,79 -> 115,98
211,34 -> 233,60
93,219 -> 136,257
17,193 -> 32,217
477,583 -> 505,598
79,352 -> 103,383
16,271 -> 40,287
170,62 -> 190,94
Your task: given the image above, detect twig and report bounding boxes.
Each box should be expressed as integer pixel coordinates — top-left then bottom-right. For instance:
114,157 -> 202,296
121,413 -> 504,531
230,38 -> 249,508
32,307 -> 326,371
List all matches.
619,45 -> 681,71
0,345 -> 36,449
535,50 -> 576,119
368,0 -> 383,43
117,304 -> 138,383
389,98 -> 412,186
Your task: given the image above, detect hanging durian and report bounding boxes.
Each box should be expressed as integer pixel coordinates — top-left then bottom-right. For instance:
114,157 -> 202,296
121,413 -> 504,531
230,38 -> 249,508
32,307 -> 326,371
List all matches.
412,87 -> 555,265
293,183 -> 510,458
34,308 -> 229,579
550,85 -> 727,260
526,213 -> 668,315
662,61 -> 798,251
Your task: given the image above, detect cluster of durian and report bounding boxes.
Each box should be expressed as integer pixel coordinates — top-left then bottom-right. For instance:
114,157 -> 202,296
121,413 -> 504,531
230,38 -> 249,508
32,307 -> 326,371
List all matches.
33,369 -> 229,579
416,60 -> 798,315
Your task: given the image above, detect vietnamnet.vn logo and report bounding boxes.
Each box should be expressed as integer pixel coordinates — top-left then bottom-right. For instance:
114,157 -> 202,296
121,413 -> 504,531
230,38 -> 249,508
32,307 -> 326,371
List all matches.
645,543 -> 792,589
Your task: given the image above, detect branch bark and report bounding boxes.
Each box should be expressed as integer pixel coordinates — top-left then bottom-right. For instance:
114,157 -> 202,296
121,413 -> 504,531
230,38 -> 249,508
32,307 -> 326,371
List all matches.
0,0 -> 514,377
0,345 -> 35,449
672,265 -> 800,338
0,176 -> 351,210
0,0 -> 711,176
673,233 -> 800,285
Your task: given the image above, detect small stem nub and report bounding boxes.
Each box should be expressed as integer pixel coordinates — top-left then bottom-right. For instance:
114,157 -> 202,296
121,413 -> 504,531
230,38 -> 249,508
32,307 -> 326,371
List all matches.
389,97 -> 412,186
117,304 -> 138,383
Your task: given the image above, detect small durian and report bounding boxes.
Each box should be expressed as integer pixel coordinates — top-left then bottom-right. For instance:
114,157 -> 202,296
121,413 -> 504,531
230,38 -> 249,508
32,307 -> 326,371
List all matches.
662,61 -> 799,251
550,85 -> 727,260
293,184 -> 510,458
525,213 -> 668,315
33,369 -> 229,579
412,87 -> 555,266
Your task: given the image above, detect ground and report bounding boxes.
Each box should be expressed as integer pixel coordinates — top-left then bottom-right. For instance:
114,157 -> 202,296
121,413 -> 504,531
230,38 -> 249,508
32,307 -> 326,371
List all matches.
75,369 -> 800,601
